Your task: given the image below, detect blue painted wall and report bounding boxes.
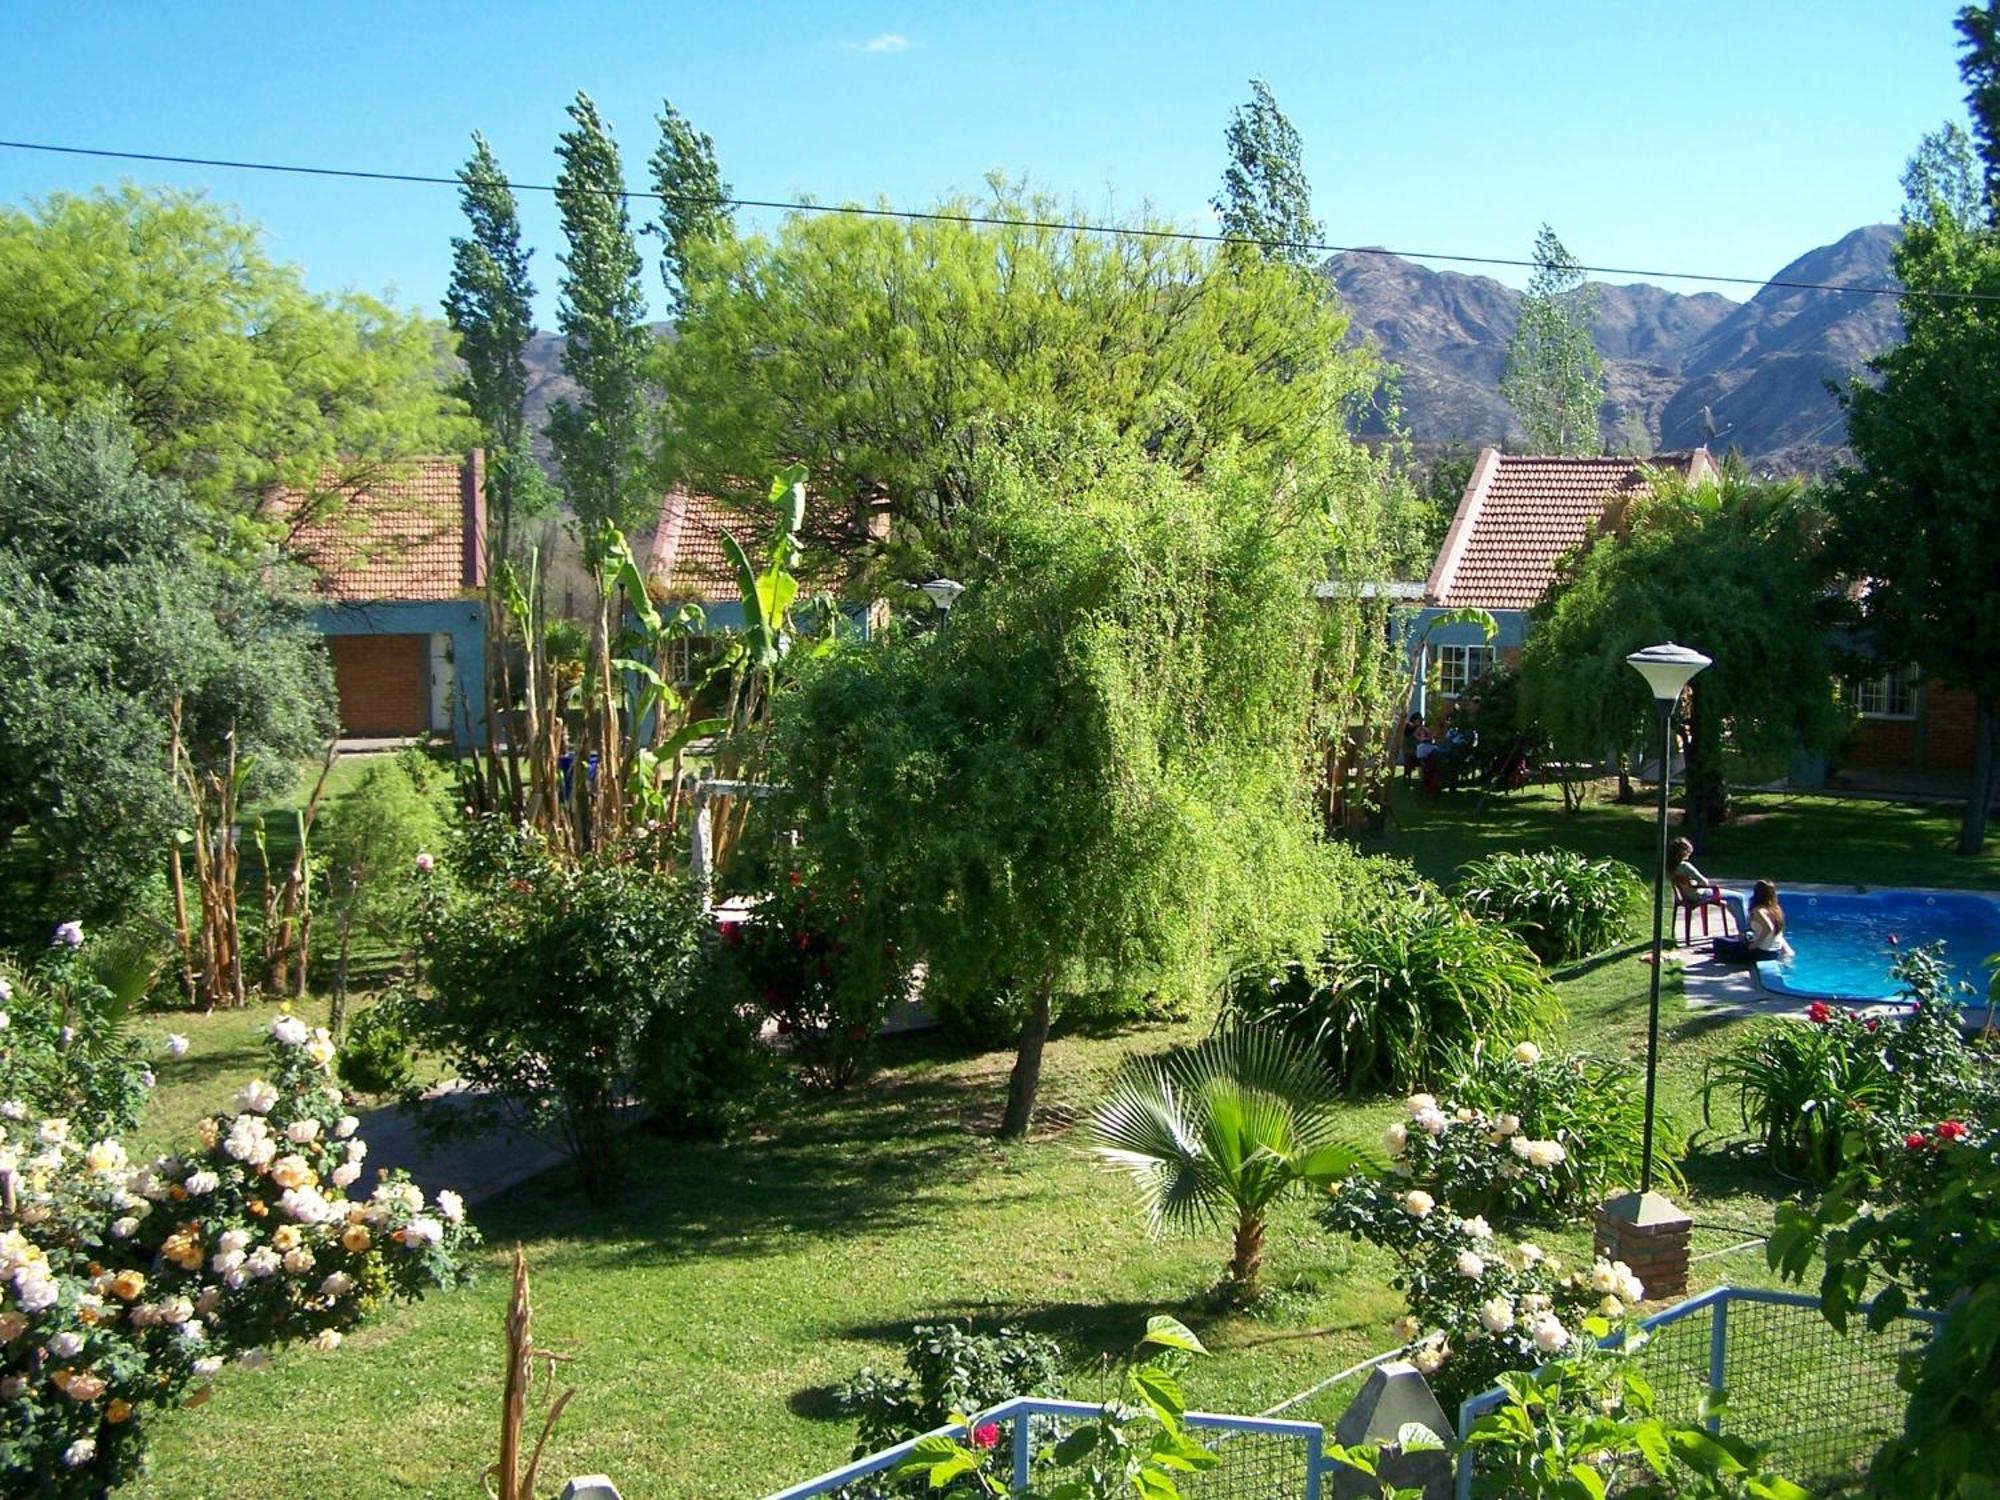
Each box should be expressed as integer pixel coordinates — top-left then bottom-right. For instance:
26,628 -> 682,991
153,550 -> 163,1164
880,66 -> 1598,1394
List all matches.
1403,607 -> 1528,719
309,598 -> 487,749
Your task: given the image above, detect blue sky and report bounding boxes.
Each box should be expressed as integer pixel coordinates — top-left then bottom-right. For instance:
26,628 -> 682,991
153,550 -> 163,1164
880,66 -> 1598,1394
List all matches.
0,1 -> 1972,323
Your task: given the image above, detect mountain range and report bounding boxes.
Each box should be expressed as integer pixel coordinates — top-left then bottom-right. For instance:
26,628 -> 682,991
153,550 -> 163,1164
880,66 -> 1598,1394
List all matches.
1325,224 -> 1905,471
519,225 -> 1906,478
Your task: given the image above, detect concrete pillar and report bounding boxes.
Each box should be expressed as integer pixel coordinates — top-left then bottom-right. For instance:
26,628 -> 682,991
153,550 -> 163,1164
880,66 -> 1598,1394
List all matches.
1331,1360 -> 1453,1499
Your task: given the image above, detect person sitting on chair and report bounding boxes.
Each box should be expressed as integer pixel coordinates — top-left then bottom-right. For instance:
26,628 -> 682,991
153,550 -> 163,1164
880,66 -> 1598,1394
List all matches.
1712,880 -> 1789,963
1668,837 -> 1733,943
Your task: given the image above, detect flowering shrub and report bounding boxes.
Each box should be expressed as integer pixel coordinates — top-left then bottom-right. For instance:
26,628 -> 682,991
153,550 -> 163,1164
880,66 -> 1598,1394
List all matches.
1454,850 -> 1647,965
0,1016 -> 475,1496
1369,1046 -> 1671,1224
1703,944 -> 1991,1182
1322,1146 -> 1644,1408
0,929 -> 154,1143
717,871 -> 905,1091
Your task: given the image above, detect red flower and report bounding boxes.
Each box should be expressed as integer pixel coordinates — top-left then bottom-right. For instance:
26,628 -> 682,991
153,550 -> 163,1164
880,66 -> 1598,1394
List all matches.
1905,1131 -> 1928,1150
788,869 -> 803,887
972,1423 -> 1001,1451
793,930 -> 812,950
1938,1120 -> 1970,1142
719,922 -> 743,947
1864,1019 -> 1880,1034
1807,1001 -> 1834,1024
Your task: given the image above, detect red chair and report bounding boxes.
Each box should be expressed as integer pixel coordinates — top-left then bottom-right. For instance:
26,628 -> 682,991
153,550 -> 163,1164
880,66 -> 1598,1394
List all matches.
1673,878 -> 1734,945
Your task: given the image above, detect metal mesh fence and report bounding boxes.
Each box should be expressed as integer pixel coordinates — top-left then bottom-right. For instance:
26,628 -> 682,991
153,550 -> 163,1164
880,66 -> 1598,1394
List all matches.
1182,1421 -> 1318,1499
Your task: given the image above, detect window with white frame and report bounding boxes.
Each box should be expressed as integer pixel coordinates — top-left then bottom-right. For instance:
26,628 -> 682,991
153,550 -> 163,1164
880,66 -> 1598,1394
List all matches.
1435,643 -> 1497,698
1854,665 -> 1916,719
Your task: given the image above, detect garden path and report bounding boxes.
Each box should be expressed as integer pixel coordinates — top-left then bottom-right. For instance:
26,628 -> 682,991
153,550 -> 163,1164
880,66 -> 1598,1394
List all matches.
353,1081 -> 566,1205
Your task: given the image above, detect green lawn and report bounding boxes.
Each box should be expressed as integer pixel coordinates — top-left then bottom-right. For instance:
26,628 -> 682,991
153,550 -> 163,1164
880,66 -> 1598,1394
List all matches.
115,785 -> 1981,1498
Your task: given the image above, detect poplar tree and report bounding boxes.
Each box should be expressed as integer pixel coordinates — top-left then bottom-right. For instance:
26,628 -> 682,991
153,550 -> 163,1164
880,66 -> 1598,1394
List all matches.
444,132 -> 544,565
1211,78 -> 1322,264
1501,224 -> 1604,454
649,100 -> 734,317
548,92 -> 654,555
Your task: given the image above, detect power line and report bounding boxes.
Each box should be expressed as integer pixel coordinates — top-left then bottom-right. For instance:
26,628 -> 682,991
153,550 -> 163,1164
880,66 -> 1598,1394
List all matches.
0,135 -> 1981,303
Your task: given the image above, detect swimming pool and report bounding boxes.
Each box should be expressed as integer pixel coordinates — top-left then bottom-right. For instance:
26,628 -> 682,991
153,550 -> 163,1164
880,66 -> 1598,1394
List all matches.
1727,887 -> 2000,1005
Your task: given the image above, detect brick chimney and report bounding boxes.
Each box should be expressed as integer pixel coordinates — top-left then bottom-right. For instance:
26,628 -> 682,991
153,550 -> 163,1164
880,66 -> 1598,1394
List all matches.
461,448 -> 488,588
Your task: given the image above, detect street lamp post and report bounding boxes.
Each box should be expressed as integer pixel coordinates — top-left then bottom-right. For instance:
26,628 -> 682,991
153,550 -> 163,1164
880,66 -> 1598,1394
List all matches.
1592,642 -> 1710,1300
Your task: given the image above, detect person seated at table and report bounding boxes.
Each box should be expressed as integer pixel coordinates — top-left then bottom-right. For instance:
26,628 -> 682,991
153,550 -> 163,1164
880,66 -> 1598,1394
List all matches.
1668,837 -> 1734,940
1712,880 -> 1789,963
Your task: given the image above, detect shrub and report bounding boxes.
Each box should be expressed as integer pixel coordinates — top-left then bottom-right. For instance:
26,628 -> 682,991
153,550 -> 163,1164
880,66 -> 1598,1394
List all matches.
717,873 -> 904,1091
836,1323 -> 1066,1463
1320,1179 -> 1641,1411
1230,875 -> 1561,1096
408,822 -> 763,1201
0,925 -> 155,1141
316,752 -> 447,1030
336,1001 -> 418,1099
0,1018 -> 475,1497
1377,1045 -> 1677,1223
1703,943 -> 1991,1182
1454,849 -> 1646,965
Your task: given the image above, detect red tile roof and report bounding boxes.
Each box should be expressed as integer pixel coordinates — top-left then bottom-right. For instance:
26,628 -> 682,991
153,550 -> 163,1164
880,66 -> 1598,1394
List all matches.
1425,448 -> 1718,611
646,487 -> 750,602
283,455 -> 484,603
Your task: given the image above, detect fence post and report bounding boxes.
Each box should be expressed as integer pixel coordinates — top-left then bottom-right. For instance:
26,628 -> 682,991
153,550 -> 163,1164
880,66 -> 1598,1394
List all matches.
1011,1411 -> 1031,1493
1707,1296 -> 1728,1436
1303,1427 -> 1323,1500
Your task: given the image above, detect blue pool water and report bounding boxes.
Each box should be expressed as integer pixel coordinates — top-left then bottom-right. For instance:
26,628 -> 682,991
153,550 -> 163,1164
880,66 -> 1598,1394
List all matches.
1733,888 -> 2000,1005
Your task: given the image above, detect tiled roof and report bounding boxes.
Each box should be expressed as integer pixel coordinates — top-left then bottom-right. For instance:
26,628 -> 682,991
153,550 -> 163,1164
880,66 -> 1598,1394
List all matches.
646,487 -> 750,602
283,455 -> 483,603
1426,448 -> 1718,611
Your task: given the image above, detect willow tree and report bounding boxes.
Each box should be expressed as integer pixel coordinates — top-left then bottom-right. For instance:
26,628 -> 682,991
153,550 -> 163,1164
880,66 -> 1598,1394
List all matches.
1517,469 -> 1841,845
770,428 -> 1340,1138
656,183 -> 1380,580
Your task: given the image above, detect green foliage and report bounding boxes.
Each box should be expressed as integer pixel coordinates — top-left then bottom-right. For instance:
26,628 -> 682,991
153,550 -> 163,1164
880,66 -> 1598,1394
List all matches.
405,824 -> 761,1201
318,753 -> 447,969
1381,1044 -> 1678,1222
891,1318 -> 1221,1500
1462,1334 -> 1810,1499
1767,1116 -> 1998,1496
649,98 -> 734,315
1703,944 -> 1992,1181
1501,225 -> 1604,455
1231,865 -> 1562,1096
0,405 -> 334,938
658,182 -> 1383,579
335,1001 -> 418,1099
0,932 -> 157,1140
548,92 -> 657,550
444,133 -> 550,563
1085,1027 -> 1369,1297
1210,78 -> 1322,263
0,185 -> 469,539
770,432 -> 1339,1134
1516,469 -> 1841,844
1828,149 -> 2000,851
835,1323 -> 1066,1465
1455,850 -> 1647,964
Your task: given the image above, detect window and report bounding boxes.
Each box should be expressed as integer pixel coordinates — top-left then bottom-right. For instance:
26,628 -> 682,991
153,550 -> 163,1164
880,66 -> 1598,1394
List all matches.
1854,666 -> 1916,719
1436,644 -> 1496,697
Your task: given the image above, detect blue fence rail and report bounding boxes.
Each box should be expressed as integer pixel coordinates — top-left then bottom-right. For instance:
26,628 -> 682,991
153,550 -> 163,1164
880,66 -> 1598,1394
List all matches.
1454,1286 -> 1939,1500
766,1395 -> 1331,1500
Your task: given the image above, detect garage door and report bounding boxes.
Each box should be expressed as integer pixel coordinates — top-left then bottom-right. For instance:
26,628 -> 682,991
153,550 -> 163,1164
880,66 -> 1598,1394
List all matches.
327,634 -> 430,736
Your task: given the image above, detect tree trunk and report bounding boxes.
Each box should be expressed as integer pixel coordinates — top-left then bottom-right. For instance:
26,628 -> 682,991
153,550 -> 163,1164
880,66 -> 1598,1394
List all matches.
1959,692 -> 1998,856
1680,688 -> 1729,848
1226,1214 -> 1266,1301
999,984 -> 1054,1140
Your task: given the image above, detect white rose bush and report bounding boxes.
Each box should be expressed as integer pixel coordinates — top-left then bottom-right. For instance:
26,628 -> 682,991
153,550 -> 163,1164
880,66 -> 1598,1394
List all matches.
0,1003 -> 477,1495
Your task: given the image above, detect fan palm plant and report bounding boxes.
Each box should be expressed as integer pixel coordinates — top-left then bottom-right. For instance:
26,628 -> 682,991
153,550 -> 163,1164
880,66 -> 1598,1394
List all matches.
1085,1026 -> 1370,1300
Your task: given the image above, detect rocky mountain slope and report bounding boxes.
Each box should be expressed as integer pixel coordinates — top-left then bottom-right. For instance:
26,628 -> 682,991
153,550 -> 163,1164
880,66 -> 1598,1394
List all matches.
1326,224 -> 1904,470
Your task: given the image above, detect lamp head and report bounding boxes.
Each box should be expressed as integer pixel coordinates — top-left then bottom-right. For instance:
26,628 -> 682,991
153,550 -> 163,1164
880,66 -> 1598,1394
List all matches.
1626,642 -> 1711,702
918,578 -> 965,611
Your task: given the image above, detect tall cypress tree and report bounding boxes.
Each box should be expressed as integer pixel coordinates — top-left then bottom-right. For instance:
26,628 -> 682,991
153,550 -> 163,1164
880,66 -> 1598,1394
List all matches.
1500,224 -> 1604,454
548,92 -> 653,557
649,100 -> 734,317
444,132 -> 541,565
1211,78 -> 1322,265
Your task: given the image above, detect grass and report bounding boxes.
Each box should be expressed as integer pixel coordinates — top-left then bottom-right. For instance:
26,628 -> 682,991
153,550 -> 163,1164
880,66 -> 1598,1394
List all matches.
1378,780 -> 2000,893
117,784 -> 1970,1499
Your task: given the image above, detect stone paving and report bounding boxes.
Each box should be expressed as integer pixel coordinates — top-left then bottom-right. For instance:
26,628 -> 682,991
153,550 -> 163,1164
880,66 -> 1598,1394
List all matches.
353,1081 -> 567,1206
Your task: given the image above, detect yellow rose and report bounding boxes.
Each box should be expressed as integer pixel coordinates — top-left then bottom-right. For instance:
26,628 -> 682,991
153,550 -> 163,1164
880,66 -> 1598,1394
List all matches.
197,1118 -> 220,1149
65,1371 -> 106,1401
271,1226 -> 301,1252
305,1037 -> 336,1067
341,1224 -> 371,1253
106,1398 -> 133,1423
109,1270 -> 145,1301
269,1155 -> 312,1190
0,1312 -> 26,1342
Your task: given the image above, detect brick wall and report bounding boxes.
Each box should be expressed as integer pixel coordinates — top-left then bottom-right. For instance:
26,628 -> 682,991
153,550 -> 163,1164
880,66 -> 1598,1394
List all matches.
1925,685 -> 1981,773
328,634 -> 429,736
1844,684 -> 1979,775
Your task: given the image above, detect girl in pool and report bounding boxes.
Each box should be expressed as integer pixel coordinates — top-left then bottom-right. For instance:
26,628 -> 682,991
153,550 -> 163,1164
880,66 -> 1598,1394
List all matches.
1712,880 -> 1789,963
